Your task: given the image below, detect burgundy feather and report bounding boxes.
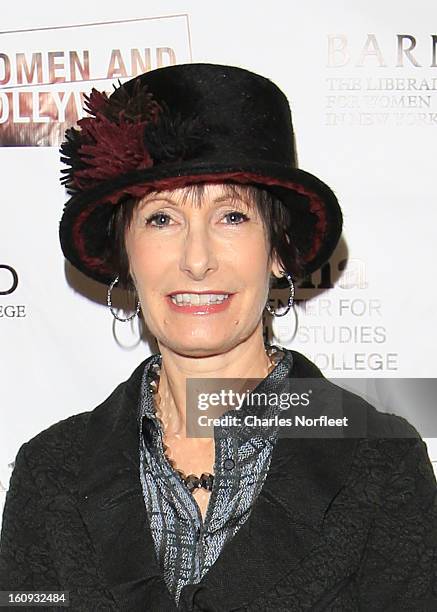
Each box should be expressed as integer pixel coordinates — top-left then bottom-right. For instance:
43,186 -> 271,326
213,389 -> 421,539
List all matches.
60,80 -> 161,193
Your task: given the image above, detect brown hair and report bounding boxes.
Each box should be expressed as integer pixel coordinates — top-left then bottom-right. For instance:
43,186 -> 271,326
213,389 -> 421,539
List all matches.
107,182 -> 312,291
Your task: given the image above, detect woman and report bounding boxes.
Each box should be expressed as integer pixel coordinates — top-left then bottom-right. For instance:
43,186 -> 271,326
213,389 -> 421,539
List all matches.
1,63 -> 436,611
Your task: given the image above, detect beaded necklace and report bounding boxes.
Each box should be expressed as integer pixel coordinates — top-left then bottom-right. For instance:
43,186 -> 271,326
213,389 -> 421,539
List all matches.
147,345 -> 284,493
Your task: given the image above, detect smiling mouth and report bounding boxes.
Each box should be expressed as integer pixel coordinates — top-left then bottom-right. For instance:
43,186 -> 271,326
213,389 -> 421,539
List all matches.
169,293 -> 231,306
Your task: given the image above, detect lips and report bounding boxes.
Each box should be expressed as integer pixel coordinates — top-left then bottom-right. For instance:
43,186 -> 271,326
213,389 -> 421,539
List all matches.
167,291 -> 233,296
165,293 -> 235,315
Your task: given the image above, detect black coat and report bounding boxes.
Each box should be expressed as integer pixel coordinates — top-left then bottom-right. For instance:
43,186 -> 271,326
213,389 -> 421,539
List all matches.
1,350 -> 436,611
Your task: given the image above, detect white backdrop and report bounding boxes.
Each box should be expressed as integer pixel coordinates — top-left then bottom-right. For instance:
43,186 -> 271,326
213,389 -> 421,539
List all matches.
1,0 -> 437,522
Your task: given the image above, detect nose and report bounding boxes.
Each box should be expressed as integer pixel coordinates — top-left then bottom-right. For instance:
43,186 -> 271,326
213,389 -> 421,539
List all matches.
180,218 -> 218,280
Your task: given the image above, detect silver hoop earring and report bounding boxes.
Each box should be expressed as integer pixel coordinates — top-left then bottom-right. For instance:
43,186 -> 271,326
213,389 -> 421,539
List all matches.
265,272 -> 295,317
107,275 -> 141,322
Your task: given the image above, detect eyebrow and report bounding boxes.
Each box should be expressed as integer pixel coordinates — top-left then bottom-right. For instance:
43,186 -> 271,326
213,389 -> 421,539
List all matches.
138,192 -> 250,209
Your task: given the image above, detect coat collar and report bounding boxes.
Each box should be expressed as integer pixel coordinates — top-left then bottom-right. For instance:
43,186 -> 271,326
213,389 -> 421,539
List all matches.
77,349 -> 359,611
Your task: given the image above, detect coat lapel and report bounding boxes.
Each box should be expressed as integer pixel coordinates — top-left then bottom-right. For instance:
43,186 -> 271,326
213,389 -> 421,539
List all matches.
77,357 -> 178,611
179,435 -> 358,610
77,350 -> 358,611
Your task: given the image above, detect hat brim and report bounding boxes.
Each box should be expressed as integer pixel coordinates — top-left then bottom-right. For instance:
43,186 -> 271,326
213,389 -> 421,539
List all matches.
59,161 -> 342,285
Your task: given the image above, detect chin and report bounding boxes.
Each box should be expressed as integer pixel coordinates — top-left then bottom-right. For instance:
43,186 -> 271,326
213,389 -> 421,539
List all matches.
160,337 -> 234,357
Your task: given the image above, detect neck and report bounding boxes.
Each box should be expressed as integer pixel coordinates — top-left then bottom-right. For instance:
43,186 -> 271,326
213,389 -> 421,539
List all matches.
154,334 -> 274,437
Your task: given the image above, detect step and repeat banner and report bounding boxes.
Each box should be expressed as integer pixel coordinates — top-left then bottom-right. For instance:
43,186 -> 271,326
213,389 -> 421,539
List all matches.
1,0 -> 436,519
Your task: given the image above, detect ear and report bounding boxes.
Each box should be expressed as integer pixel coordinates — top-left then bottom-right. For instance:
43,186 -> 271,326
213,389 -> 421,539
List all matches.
127,260 -> 137,285
270,251 -> 285,280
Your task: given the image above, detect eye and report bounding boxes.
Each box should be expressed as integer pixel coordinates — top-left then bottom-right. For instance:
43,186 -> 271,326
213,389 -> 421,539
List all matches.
144,209 -> 250,227
222,210 -> 250,225
145,212 -> 172,228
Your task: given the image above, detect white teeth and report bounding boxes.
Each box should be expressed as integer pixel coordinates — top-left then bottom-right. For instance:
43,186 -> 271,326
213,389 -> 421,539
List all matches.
170,293 -> 230,306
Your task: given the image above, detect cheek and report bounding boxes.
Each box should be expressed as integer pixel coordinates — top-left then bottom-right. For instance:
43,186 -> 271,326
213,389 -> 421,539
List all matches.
132,255 -> 161,294
127,236 -> 161,279
238,245 -> 270,286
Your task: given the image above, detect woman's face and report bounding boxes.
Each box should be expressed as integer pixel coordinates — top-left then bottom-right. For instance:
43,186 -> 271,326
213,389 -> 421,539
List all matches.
124,183 -> 282,357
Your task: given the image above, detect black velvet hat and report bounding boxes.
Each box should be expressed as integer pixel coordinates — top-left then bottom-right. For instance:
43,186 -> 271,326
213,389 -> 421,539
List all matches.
59,62 -> 342,285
